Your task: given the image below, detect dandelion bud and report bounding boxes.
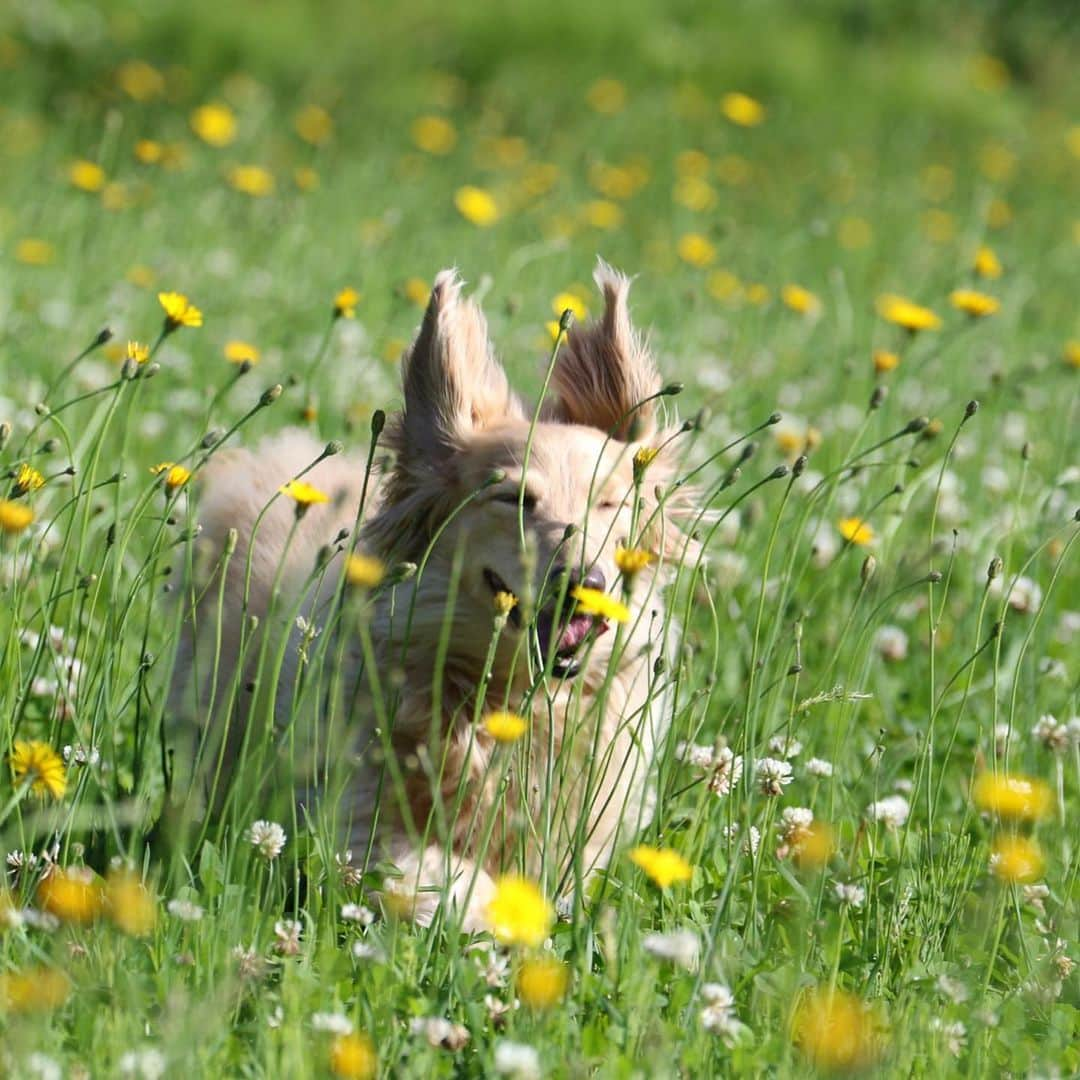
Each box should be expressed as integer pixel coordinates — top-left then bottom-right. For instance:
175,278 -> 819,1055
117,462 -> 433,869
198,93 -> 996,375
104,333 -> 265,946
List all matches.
737,441 -> 757,466
260,384 -> 283,407
787,663 -> 803,675
485,468 -> 506,487
121,356 -> 139,380
371,409 -> 386,437
562,523 -> 577,542
987,556 -> 1003,581
1074,508 -> 1080,522
201,429 -> 223,449
653,656 -> 666,676
926,570 -> 943,583
661,381 -> 685,397
106,523 -> 116,547
142,363 -> 161,380
238,359 -> 254,375
94,327 -> 113,346
64,465 -> 76,476
769,465 -> 789,481
558,308 -> 575,333
869,386 -> 887,410
768,411 -> 782,425
35,403 -> 50,417
964,399 -> 979,420
904,416 -> 929,435
392,561 -> 417,583
0,421 -> 10,449
324,440 -> 344,457
694,407 -> 711,430
334,528 -> 350,544
247,615 -> 260,632
792,454 -> 807,477
721,467 -> 741,490
990,620 -> 1002,639
1021,441 -> 1031,461
79,573 -> 97,589
861,555 -> 877,584
225,528 -> 239,556
680,419 -> 694,434
42,439 -> 59,454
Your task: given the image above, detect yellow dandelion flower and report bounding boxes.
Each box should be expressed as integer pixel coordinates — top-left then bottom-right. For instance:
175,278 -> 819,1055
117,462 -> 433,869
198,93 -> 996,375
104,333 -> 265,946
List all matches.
134,139 -> 164,166
294,103 -> 333,146
105,870 -> 157,936
483,711 -> 529,744
974,245 -> 1002,279
454,185 -> 500,227
991,835 -> 1043,883
330,1033 -> 377,1080
721,91 -> 765,127
14,238 -> 55,266
571,585 -> 629,624
227,164 -> 274,197
707,269 -> 742,302
673,175 -> 717,212
744,282 -> 771,306
334,286 -> 360,319
837,517 -> 874,546
294,166 -> 319,191
0,499 -> 34,534
875,294 -> 941,332
100,181 -> 132,212
632,447 -> 659,485
781,284 -> 820,316
493,590 -> 517,616
12,464 -> 45,496
586,77 -> 626,114
224,340 -> 260,365
126,340 -> 150,365
794,988 -> 879,1072
1067,125 -> 1080,160
190,103 -> 237,147
0,967 -> 71,1013
970,54 -> 1010,93
401,277 -> 429,307
520,161 -> 561,198
921,208 -> 956,244
677,232 -> 716,268
38,867 -> 102,924
949,289 -> 1000,318
116,59 -> 165,101
516,956 -> 569,1009
68,159 -> 106,192
978,141 -> 1016,182
583,199 -> 623,230
675,149 -> 710,177
973,773 -> 1051,822
280,479 -> 329,506
838,216 -> 873,250
1065,341 -> 1080,369
715,153 -> 753,186
344,552 -> 386,589
126,264 -> 156,288
158,291 -> 203,330
485,875 -> 554,947
150,463 -> 191,491
615,545 -> 656,577
552,291 -> 588,321
986,197 -> 1012,229
410,114 -> 457,155
794,821 -> 836,870
629,845 -> 693,888
9,740 -> 65,797
873,349 -> 900,373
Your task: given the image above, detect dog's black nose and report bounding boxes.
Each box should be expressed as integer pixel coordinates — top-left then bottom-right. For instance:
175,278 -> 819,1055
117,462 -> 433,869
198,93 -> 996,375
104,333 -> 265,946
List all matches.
552,564 -> 606,593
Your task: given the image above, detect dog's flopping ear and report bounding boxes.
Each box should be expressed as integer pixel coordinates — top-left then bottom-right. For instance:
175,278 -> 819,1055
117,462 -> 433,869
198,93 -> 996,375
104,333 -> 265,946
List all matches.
394,269 -> 524,461
543,260 -> 661,441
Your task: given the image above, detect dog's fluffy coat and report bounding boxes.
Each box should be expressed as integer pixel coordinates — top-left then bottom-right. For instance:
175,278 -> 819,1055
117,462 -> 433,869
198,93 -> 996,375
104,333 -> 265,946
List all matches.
176,262 -> 684,928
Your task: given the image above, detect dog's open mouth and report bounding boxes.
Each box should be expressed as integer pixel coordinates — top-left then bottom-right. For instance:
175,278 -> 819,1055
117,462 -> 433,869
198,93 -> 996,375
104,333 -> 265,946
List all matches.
483,567 -> 607,678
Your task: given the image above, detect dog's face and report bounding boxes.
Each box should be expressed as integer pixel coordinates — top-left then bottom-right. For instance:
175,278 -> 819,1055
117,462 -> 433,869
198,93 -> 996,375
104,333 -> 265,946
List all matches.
369,263 -> 678,680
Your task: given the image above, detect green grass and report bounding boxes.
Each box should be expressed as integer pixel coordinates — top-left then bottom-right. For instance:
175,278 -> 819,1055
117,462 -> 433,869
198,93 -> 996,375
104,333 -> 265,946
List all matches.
1,0 -> 1078,1075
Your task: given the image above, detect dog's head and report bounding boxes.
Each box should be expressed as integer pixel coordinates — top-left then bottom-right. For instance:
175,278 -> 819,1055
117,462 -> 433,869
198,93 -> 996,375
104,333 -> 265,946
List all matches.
367,262 -> 686,681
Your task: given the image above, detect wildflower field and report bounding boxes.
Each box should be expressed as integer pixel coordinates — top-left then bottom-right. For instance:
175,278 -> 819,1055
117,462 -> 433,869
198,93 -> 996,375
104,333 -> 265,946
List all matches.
1,0 -> 1078,1075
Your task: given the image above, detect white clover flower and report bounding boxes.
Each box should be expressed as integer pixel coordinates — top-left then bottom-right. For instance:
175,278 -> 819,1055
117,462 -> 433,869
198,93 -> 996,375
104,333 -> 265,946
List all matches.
756,757 -> 793,796
62,744 -> 100,767
991,574 -> 1042,614
709,746 -> 744,797
767,735 -> 803,759
494,1041 -> 541,1078
642,929 -> 700,970
806,757 -> 834,778
247,820 -> 287,860
335,849 -> 364,887
722,823 -> 760,856
273,919 -> 302,955
867,795 -> 910,829
875,625 -> 909,662
351,940 -> 383,962
410,1017 -> 470,1050
1032,714 -> 1071,754
935,974 -> 969,1004
311,1012 -> 354,1035
931,1019 -> 967,1057
26,1054 -> 62,1080
341,903 -> 375,925
166,898 -> 204,922
118,1049 -> 166,1080
834,881 -> 866,908
676,741 -> 716,769
779,807 -> 814,844
473,942 -> 510,988
993,723 -> 1013,756
699,983 -> 749,1046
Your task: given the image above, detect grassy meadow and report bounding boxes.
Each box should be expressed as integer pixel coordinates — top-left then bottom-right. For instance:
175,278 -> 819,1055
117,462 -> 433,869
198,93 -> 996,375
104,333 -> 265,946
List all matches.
1,0 -> 1079,1075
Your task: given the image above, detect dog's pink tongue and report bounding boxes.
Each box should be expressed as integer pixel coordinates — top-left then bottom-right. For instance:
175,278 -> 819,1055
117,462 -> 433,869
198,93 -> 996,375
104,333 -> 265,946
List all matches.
558,613 -> 600,652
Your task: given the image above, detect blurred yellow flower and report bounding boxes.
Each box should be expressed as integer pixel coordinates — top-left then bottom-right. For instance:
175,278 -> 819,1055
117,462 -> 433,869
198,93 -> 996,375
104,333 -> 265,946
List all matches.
949,289 -> 1000,318
13,464 -> 45,495
615,545 -> 655,577
838,517 -> 874,546
629,845 -> 693,888
401,277 -> 429,307
134,139 -> 163,165
38,868 -> 102,924
10,739 -> 65,797
838,216 -> 873,250
344,552 -> 386,589
875,294 -> 941,332
795,822 -> 836,869
105,870 -> 157,937
159,291 -> 203,330
126,264 -> 156,289
516,956 -> 569,1008
224,340 -> 259,365
151,463 -> 192,491
673,175 -> 717,212
334,287 -> 360,318
68,159 -> 105,192
294,103 -> 333,146
330,1033 -> 376,1079
715,153 -> 753,187
920,163 -> 954,201
483,711 -> 529,744
873,349 -> 900,373
986,197 -> 1013,229
744,283 -> 771,306
921,208 -> 956,244
586,77 -> 627,114
583,199 -> 623,230
191,103 -> 237,147
721,91 -> 765,127
978,141 -> 1016,182
280,479 -> 329,506
970,54 -> 1010,92
0,499 -> 34,534
707,269 -> 741,302
571,585 -> 629,624
974,245 -> 1002,279
677,232 -> 716,268
1067,125 -> 1080,160
454,185 -> 500,227
973,773 -> 1050,821
14,237 -> 55,266
227,164 -> 274,197
552,291 -> 588,321
493,590 -> 517,616
294,166 -> 319,191
794,988 -> 879,1071
781,284 -> 820,316
0,967 -> 71,1013
116,59 -> 165,101
485,875 -> 554,947
991,835 -> 1043,883
1065,341 -> 1080,369
675,149 -> 710,177
411,114 -> 457,155
126,341 -> 150,365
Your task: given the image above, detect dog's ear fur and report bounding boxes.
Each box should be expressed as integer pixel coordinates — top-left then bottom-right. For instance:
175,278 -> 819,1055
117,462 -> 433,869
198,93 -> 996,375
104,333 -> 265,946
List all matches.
543,260 -> 661,441
392,269 -> 524,461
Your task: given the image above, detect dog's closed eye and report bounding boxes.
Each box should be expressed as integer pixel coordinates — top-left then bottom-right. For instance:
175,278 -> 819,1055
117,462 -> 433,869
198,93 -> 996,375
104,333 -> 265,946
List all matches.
491,489 -> 538,511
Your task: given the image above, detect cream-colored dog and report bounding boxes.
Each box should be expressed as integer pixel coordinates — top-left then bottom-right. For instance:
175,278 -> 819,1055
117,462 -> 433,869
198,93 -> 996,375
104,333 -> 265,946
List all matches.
176,262 -> 687,928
